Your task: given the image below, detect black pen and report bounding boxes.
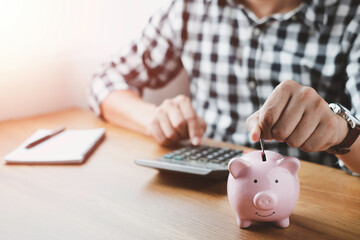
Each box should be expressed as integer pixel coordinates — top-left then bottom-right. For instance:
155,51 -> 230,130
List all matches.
25,126 -> 66,149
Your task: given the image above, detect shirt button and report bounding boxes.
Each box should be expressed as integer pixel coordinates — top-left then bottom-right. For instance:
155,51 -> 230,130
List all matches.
248,80 -> 256,90
253,27 -> 261,37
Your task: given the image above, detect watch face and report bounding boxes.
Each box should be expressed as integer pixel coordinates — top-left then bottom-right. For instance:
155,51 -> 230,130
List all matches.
327,103 -> 360,154
329,103 -> 360,128
347,110 -> 360,123
329,103 -> 342,114
348,114 -> 360,128
341,104 -> 360,121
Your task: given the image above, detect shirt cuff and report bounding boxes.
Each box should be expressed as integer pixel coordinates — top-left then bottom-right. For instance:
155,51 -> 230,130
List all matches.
88,78 -> 141,118
338,160 -> 360,176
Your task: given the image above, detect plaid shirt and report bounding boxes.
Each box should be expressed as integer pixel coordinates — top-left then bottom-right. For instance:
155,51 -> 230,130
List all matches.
89,0 -> 360,172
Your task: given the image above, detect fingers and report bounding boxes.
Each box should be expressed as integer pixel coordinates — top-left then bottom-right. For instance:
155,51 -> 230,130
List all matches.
259,80 -> 295,139
147,118 -> 169,145
274,87 -> 329,149
299,123 -> 331,152
147,95 -> 206,146
299,110 -> 341,152
199,117 -> 207,135
246,80 -> 345,153
246,80 -> 297,142
270,94 -> 305,142
174,95 -> 206,145
158,111 -> 180,142
167,102 -> 188,138
285,112 -> 319,148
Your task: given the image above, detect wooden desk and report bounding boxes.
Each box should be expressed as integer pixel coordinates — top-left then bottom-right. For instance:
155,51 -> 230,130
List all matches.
0,108 -> 359,240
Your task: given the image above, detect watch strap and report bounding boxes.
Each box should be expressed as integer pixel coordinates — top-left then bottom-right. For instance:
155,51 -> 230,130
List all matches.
326,123 -> 360,155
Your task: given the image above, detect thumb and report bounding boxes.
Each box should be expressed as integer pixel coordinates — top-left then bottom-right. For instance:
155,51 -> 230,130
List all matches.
250,123 -> 261,142
246,110 -> 261,142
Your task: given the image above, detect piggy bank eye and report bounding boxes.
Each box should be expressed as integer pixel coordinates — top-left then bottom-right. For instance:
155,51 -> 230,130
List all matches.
254,179 -> 258,183
275,179 -> 279,183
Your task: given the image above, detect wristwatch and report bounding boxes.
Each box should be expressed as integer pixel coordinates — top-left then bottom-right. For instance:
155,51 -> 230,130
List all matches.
326,103 -> 360,155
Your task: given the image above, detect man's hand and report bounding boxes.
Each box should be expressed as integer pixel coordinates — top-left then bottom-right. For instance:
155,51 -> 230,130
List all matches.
147,95 -> 206,146
246,80 -> 348,152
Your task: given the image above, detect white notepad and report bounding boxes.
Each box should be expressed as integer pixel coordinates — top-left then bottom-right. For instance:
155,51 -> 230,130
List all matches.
4,128 -> 105,164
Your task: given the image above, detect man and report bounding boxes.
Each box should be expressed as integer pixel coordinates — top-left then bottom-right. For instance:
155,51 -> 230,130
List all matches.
89,0 -> 360,175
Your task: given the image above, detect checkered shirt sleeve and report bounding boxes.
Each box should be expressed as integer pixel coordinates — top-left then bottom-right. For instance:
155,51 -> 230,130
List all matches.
88,0 -> 185,117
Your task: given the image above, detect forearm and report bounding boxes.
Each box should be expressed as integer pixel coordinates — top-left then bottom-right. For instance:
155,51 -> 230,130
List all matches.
100,90 -> 156,135
336,137 -> 360,173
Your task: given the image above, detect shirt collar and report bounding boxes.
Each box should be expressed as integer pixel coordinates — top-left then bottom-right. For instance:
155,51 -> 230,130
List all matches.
205,0 -> 338,31
296,0 -> 338,31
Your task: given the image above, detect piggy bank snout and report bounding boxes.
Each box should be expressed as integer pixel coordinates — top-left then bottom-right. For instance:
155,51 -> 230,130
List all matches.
253,190 -> 278,210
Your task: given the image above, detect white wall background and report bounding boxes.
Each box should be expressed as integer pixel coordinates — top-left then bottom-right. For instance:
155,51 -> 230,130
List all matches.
0,0 -> 189,121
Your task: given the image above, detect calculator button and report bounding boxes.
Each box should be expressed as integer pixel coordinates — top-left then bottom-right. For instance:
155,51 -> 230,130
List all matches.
212,151 -> 221,156
210,159 -> 222,163
174,155 -> 184,160
183,152 -> 192,156
199,157 -> 208,162
163,154 -> 174,159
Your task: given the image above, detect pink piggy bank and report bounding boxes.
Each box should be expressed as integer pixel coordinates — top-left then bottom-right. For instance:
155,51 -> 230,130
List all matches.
227,150 -> 300,228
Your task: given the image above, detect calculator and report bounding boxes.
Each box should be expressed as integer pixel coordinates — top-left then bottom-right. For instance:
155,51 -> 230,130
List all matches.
134,145 -> 244,179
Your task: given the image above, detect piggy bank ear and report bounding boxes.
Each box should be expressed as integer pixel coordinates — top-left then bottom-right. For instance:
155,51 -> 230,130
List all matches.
228,158 -> 250,178
278,157 -> 300,175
